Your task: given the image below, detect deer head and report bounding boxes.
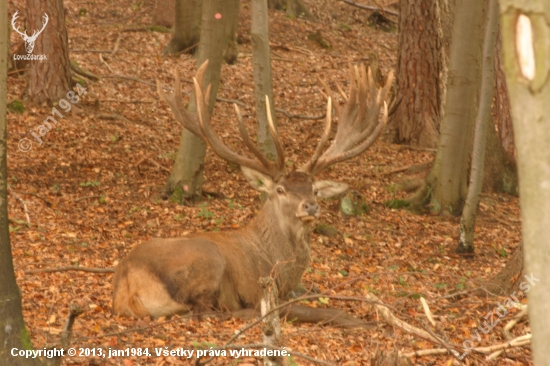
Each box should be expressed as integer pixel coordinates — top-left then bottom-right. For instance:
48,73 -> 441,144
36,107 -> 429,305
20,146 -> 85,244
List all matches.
11,11 -> 49,54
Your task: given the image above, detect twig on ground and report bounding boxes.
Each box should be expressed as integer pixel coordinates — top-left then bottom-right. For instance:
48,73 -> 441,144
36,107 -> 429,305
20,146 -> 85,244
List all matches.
420,297 -> 436,327
8,186 -> 30,225
24,192 -> 53,207
25,266 -> 114,274
99,99 -> 155,104
49,301 -> 86,366
70,61 -> 100,81
74,195 -> 102,202
503,306 -> 528,340
275,108 -> 325,120
111,33 -> 122,56
146,158 -> 171,173
96,113 -> 132,123
342,0 -> 398,16
99,53 -> 114,73
401,333 -> 531,359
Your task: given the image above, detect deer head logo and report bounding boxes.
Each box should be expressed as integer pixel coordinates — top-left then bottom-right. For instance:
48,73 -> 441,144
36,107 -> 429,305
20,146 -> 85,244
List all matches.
11,11 -> 49,54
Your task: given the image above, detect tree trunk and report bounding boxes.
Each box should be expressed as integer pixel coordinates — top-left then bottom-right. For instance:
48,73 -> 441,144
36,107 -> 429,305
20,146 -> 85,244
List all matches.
162,0 -> 228,202
457,0 -> 498,254
425,0 -> 486,216
493,28 -> 515,160
390,0 -> 442,149
26,0 -> 71,104
482,244 -> 524,296
251,0 -> 277,161
0,3 -> 41,363
163,0 -> 203,55
267,0 -> 312,19
222,0 -> 240,65
499,2 -> 550,364
482,27 -> 519,195
152,0 -> 176,28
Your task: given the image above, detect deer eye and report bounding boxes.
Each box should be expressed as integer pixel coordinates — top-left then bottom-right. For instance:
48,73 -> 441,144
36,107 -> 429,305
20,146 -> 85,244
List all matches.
313,189 -> 319,196
276,187 -> 285,194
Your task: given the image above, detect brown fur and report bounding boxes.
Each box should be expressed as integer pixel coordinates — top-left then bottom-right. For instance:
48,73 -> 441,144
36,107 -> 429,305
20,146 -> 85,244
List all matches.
113,170 -> 348,318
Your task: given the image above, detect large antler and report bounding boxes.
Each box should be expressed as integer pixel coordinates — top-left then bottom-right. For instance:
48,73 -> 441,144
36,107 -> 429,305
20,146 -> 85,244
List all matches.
157,60 -> 286,179
300,64 -> 394,176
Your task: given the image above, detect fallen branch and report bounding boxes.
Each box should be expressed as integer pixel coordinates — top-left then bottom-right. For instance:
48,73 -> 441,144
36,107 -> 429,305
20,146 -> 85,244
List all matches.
275,108 -> 325,120
99,99 -> 155,104
74,195 -> 102,202
401,333 -> 531,359
99,53 -> 114,73
8,186 -> 30,225
46,301 -> 86,366
342,0 -> 398,16
25,266 -> 114,274
96,113 -> 132,123
70,61 -> 100,81
111,33 -> 122,57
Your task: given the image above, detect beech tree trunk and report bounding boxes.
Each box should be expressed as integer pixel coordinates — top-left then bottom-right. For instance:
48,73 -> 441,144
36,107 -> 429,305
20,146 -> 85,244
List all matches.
163,0 -> 203,55
425,0 -> 486,216
457,0 -> 498,254
26,0 -> 71,104
152,0 -> 176,28
499,2 -> 550,364
162,0 -> 228,202
163,0 -> 239,65
251,0 -> 277,160
390,0 -> 442,148
0,3 -> 41,363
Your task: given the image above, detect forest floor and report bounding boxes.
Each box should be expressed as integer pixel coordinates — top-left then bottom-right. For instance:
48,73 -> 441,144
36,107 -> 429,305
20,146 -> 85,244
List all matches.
6,0 -> 529,365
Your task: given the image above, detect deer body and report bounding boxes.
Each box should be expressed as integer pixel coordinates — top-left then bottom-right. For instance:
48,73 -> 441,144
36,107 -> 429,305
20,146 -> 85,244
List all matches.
113,61 -> 393,318
114,171 -> 342,318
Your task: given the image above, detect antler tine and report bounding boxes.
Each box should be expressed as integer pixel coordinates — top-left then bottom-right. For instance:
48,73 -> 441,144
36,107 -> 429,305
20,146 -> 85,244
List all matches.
298,97 -> 332,174
192,75 -> 274,177
302,63 -> 394,176
156,70 -> 202,137
234,104 -> 272,168
264,96 -> 286,172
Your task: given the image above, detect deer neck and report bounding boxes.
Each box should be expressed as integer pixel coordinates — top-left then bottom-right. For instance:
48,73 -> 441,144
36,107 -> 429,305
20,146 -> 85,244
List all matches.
244,200 -> 312,295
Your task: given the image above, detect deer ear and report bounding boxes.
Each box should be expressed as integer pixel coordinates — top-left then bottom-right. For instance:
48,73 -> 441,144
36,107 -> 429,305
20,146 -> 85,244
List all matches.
313,180 -> 349,198
241,166 -> 274,193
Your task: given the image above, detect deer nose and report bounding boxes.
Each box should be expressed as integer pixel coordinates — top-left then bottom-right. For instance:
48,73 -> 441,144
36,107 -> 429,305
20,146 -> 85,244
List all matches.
302,202 -> 319,216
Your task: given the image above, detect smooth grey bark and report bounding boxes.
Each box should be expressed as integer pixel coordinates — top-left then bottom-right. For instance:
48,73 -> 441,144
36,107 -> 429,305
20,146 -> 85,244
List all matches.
162,0 -> 227,202
499,1 -> 550,365
163,0 -> 239,64
0,2 -> 41,364
251,0 -> 277,161
425,0 -> 485,216
152,0 -> 176,28
222,0 -> 240,65
457,0 -> 498,253
163,0 -> 203,55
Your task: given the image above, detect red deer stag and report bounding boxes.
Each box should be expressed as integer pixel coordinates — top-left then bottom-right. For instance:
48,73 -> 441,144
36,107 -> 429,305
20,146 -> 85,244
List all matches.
113,61 -> 393,318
